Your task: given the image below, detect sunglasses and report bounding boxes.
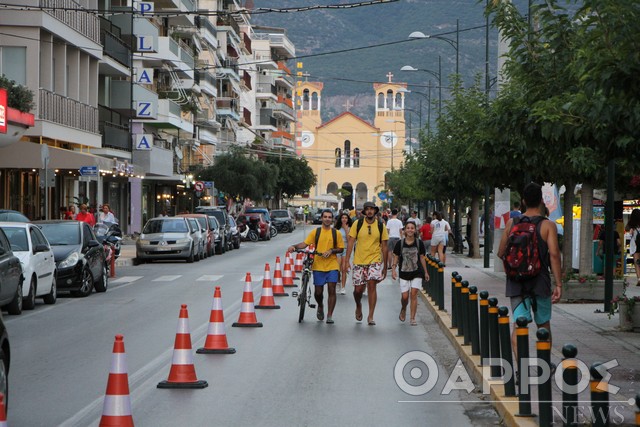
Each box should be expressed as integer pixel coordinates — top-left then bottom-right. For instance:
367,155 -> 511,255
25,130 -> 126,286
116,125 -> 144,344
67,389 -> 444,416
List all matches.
368,225 -> 372,235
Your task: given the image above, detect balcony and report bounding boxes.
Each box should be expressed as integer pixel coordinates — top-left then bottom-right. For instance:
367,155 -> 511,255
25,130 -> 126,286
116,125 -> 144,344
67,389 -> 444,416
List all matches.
41,0 -> 100,45
219,58 -> 240,81
216,98 -> 240,121
241,108 -> 252,126
216,16 -> 240,38
100,122 -> 131,152
241,32 -> 252,54
132,140 -> 173,176
143,99 -> 193,133
256,83 -> 277,99
276,62 -> 295,88
273,96 -> 295,120
199,69 -> 217,97
241,71 -> 252,91
157,37 -> 195,78
271,130 -> 294,149
256,110 -> 277,131
110,80 -> 159,115
38,89 -> 99,134
198,17 -> 218,48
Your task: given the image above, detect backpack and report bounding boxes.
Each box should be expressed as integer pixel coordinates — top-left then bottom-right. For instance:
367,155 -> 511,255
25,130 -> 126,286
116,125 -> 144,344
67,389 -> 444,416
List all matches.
355,218 -> 384,243
502,216 -> 545,282
314,227 -> 337,250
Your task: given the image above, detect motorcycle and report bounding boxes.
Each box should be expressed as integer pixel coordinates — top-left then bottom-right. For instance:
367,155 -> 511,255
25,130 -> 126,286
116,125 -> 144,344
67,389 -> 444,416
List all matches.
238,221 -> 259,242
94,222 -> 122,262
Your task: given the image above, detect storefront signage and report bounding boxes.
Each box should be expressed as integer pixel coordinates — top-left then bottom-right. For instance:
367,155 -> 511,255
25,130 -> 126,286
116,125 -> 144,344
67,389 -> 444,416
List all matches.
0,88 -> 6,134
135,134 -> 153,150
136,68 -> 153,85
136,101 -> 157,119
136,1 -> 154,14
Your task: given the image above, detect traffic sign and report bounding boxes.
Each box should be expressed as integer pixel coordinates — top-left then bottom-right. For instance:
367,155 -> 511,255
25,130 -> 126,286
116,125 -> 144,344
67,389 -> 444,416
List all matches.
79,166 -> 98,176
194,181 -> 204,192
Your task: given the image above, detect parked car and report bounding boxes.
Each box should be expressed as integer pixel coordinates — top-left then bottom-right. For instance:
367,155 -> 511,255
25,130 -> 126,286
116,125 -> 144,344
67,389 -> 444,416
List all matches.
313,207 -> 338,224
0,229 -> 23,315
0,210 -> 29,223
228,216 -> 241,249
237,213 -> 269,240
270,209 -> 295,233
186,217 -> 206,261
34,220 -> 107,297
0,222 -> 56,309
135,217 -> 200,264
179,214 -> 215,257
206,215 -> 222,256
194,207 -> 232,254
0,313 -> 9,409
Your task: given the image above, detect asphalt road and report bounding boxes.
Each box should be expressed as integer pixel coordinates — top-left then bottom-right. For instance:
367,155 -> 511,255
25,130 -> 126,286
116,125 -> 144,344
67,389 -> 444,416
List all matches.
5,226 -> 499,426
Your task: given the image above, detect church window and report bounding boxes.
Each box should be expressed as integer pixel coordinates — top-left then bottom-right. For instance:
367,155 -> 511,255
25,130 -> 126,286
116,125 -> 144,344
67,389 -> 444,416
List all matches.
312,92 -> 319,110
386,89 -> 394,111
377,92 -> 385,110
335,148 -> 342,167
353,148 -> 360,168
344,140 -> 351,168
303,89 -> 310,110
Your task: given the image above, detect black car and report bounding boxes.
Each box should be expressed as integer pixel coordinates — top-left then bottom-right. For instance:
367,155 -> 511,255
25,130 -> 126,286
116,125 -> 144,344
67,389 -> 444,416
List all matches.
270,209 -> 295,233
228,215 -> 241,249
0,229 -> 23,315
35,221 -> 108,297
0,312 -> 9,408
194,207 -> 232,254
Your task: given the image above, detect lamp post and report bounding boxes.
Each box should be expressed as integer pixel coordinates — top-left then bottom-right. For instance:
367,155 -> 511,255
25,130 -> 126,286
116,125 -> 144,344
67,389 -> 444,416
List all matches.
400,56 -> 442,116
409,19 -> 459,76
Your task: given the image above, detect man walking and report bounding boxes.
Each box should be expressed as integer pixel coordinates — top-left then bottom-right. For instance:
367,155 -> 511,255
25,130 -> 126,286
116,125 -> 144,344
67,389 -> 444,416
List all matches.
497,182 -> 562,357
288,209 -> 343,324
386,209 -> 403,265
345,201 -> 389,325
408,210 -> 422,228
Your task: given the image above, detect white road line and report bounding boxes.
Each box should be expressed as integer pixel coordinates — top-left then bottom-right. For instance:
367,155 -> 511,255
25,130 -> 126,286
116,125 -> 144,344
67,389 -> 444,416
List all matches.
196,275 -> 224,282
152,275 -> 182,282
109,276 -> 144,284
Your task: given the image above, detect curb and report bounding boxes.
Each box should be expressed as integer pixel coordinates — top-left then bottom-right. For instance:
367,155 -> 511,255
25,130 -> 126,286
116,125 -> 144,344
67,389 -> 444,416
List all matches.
420,290 -> 538,427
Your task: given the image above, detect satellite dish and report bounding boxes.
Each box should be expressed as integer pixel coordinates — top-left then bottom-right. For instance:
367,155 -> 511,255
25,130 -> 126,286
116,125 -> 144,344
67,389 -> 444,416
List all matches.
174,146 -> 183,160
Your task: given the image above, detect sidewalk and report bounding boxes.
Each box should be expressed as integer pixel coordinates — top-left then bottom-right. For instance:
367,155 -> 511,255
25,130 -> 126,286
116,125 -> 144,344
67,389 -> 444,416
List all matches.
424,252 -> 640,426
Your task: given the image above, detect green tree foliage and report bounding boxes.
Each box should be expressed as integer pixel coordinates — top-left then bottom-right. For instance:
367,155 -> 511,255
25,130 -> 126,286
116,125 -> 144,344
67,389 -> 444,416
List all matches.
0,75 -> 34,113
265,153 -> 316,198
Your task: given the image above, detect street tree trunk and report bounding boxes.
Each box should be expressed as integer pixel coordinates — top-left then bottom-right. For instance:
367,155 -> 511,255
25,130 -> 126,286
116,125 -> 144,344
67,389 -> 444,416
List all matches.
561,181 -> 574,276
470,195 -> 481,258
579,182 -> 594,275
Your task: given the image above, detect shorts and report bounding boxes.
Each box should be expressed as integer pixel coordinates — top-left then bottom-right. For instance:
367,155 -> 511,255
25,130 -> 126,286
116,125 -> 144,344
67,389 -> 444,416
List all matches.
388,237 -> 400,252
313,270 -> 339,286
431,235 -> 446,247
399,277 -> 422,293
510,295 -> 552,325
422,240 -> 431,253
352,262 -> 383,286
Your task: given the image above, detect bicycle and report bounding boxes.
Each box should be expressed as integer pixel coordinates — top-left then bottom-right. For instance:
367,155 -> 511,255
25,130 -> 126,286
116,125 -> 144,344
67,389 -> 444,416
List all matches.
291,248 -> 317,323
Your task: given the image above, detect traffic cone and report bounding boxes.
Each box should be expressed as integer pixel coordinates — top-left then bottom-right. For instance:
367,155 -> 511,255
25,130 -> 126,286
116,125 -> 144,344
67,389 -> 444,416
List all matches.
294,252 -> 304,273
232,273 -> 263,327
158,305 -> 208,389
272,256 -> 288,296
286,252 -> 299,281
255,263 -> 280,309
0,394 -> 6,427
197,287 -> 236,354
283,257 -> 296,287
99,335 -> 134,427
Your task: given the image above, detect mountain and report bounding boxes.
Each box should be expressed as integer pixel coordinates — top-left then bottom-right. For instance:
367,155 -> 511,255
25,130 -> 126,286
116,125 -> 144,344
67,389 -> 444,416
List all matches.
250,0 -> 531,121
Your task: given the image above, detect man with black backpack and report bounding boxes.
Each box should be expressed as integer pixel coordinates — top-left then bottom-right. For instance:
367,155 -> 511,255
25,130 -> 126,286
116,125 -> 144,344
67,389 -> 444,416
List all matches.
345,201 -> 389,325
288,209 -> 343,324
497,183 -> 563,358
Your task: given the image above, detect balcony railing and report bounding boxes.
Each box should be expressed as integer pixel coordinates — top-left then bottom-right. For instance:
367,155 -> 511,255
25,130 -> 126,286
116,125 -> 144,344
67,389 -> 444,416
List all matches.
217,16 -> 240,37
242,108 -> 252,126
258,111 -> 277,128
101,29 -> 131,67
242,71 -> 252,90
100,122 -> 131,152
257,83 -> 277,96
241,32 -> 252,54
39,89 -> 99,134
40,0 -> 100,44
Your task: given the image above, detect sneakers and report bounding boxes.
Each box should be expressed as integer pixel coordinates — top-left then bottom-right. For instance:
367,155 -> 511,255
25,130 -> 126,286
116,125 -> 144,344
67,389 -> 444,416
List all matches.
340,287 -> 346,295
326,317 -> 334,324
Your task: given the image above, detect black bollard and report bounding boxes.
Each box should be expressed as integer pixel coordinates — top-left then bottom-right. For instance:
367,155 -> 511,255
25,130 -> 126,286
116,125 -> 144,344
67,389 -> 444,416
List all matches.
515,316 -> 534,417
498,306 -> 516,397
590,363 -> 609,427
469,286 -> 480,356
536,328 -> 552,426
635,392 -> 639,426
451,272 -> 458,326
454,275 -> 463,335
426,257 -> 434,296
488,297 -> 501,378
461,281 -> 470,345
561,344 -> 579,426
437,262 -> 445,311
479,291 -> 490,366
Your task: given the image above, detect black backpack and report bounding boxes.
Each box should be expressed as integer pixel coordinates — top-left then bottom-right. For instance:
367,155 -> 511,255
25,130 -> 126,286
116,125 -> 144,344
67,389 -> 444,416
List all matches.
314,227 -> 338,250
502,216 -> 544,282
355,218 -> 384,243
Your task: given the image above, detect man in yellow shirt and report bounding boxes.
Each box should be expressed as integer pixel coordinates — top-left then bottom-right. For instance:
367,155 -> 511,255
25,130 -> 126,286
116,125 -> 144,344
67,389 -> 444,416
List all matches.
288,209 -> 344,324
345,201 -> 389,325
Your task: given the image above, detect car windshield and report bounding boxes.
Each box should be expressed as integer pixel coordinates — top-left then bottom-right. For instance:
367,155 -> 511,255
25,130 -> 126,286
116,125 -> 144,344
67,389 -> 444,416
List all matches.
208,217 -> 219,229
143,219 -> 188,234
0,211 -> 30,222
38,223 -> 80,245
208,211 -> 226,225
228,217 -> 236,227
195,217 -> 207,229
270,211 -> 288,218
1,226 -> 28,251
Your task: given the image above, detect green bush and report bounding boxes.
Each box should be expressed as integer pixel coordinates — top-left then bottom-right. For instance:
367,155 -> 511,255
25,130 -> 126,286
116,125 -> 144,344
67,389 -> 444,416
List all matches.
0,75 -> 34,113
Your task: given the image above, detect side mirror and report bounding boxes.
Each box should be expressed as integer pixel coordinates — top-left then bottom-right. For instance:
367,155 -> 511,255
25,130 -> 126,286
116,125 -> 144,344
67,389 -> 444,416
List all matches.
87,239 -> 100,248
34,244 -> 49,253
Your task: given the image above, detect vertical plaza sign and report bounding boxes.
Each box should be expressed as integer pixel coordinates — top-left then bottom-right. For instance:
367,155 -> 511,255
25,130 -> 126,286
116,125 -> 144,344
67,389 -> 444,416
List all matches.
0,88 -> 7,134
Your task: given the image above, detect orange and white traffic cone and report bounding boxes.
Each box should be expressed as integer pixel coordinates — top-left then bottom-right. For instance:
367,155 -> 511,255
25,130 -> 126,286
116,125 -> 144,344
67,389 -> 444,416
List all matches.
197,287 -> 236,354
99,335 -> 134,427
255,263 -> 280,309
272,256 -> 288,296
294,252 -> 304,273
0,394 -> 7,427
158,305 -> 208,389
286,252 -> 299,281
283,257 -> 296,288
232,273 -> 263,327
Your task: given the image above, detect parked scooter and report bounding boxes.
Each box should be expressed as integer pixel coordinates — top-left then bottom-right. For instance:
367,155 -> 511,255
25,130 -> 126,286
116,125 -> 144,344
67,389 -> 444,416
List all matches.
94,222 -> 122,260
238,221 -> 259,242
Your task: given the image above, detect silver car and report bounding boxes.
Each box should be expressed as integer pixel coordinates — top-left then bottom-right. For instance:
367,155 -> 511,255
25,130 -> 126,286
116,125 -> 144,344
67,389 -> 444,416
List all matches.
134,217 -> 199,264
186,217 -> 206,261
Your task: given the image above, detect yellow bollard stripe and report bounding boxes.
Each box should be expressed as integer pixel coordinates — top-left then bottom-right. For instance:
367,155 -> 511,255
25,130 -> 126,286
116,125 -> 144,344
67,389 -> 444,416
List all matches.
516,327 -> 528,335
455,283 -> 462,288
479,300 -> 488,306
590,381 -> 608,393
469,295 -> 478,300
498,317 -> 510,324
438,268 -> 443,272
562,359 -> 578,369
536,342 -> 551,350
635,412 -> 639,425
461,288 -> 469,294
488,307 -> 498,314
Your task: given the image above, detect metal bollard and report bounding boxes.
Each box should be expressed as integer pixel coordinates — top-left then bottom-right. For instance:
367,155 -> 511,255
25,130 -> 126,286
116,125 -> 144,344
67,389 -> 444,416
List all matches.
561,344 -> 579,426
454,275 -> 463,335
479,291 -> 489,366
425,256 -> 433,295
110,253 -> 116,278
451,272 -> 458,326
515,316 -> 533,417
536,328 -> 552,426
590,362 -> 609,427
437,262 -> 445,311
469,286 -> 480,356
498,306 -> 516,397
488,297 -> 501,378
460,280 -> 470,345
635,392 -> 639,426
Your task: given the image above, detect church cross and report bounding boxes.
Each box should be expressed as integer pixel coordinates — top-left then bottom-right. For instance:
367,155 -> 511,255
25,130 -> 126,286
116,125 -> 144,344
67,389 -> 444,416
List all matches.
386,72 -> 394,83
343,99 -> 353,112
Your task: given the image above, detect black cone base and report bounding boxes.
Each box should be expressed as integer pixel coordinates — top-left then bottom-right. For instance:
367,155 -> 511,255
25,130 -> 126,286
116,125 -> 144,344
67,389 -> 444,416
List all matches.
196,347 -> 236,354
232,322 -> 263,327
273,292 -> 289,296
255,304 -> 281,309
157,380 -> 208,389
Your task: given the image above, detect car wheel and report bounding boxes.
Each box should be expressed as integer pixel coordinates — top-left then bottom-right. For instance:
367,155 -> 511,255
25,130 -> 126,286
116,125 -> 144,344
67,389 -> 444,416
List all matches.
23,276 -> 36,310
234,238 -> 240,249
281,223 -> 291,233
72,268 -> 94,298
270,226 -> 278,238
5,283 -> 22,315
221,238 -> 227,253
187,247 -> 195,263
0,347 -> 8,409
95,264 -> 108,293
43,275 -> 57,304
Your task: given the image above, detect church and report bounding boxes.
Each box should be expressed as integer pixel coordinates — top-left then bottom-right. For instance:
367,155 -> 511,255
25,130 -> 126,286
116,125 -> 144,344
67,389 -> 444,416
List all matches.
294,74 -> 407,210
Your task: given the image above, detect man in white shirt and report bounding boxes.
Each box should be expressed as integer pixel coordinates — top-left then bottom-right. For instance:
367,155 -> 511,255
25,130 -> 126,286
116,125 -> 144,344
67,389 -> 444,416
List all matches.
386,209 -> 404,257
408,210 -> 422,228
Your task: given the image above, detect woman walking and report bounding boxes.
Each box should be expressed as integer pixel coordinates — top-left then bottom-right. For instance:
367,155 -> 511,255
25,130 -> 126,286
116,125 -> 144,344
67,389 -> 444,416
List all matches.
625,208 -> 640,286
336,212 -> 352,295
430,212 -> 451,265
391,221 -> 429,325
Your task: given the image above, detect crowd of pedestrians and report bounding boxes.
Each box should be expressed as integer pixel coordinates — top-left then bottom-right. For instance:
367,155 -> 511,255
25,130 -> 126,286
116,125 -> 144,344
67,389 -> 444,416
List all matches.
62,203 -> 118,227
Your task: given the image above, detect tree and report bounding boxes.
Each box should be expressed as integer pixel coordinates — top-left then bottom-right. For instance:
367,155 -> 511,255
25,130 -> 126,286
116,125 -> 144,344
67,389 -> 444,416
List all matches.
266,153 -> 316,206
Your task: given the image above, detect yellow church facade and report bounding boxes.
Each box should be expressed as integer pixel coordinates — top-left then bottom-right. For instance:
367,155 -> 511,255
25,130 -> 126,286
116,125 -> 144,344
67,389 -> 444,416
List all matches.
294,77 -> 407,210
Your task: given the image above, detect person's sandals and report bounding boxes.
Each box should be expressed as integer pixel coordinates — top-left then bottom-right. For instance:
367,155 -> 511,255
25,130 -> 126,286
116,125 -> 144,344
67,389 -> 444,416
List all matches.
355,305 -> 363,321
399,307 -> 406,322
317,306 -> 325,321
410,319 -> 418,326
368,319 -> 376,326
326,317 -> 334,324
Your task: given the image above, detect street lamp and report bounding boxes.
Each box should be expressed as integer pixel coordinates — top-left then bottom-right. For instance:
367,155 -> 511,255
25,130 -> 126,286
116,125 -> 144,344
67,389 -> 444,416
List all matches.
400,56 -> 442,116
182,173 -> 194,189
409,19 -> 459,76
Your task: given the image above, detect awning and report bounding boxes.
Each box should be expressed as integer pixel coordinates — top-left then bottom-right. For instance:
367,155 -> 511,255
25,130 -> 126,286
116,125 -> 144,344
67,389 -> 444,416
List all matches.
0,141 -> 114,170
291,194 -> 342,204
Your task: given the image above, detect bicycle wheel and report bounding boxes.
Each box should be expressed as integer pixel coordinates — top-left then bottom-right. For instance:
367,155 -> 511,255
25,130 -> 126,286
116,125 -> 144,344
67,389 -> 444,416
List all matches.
298,272 -> 309,323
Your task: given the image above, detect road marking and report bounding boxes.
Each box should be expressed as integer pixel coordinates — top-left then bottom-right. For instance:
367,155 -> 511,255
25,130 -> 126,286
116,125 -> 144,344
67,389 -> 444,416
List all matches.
110,276 -> 143,284
240,275 -> 263,282
196,275 -> 224,282
152,275 -> 182,282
